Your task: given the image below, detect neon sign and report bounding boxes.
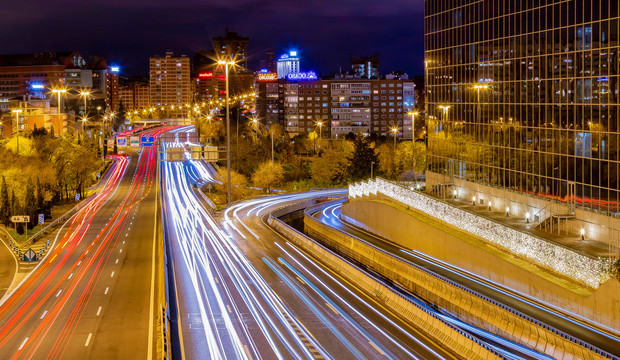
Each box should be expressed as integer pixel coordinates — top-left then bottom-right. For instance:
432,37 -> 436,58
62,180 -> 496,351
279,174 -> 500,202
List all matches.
287,71 -> 318,81
110,66 -> 120,73
198,71 -> 214,79
31,84 -> 45,90
257,73 -> 277,81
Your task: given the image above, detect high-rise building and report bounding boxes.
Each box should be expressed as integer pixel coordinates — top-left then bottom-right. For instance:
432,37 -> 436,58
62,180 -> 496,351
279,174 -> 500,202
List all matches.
212,30 -> 249,70
425,2 -> 620,218
262,77 -> 414,138
277,51 -> 300,79
149,51 -> 191,117
350,54 -> 380,79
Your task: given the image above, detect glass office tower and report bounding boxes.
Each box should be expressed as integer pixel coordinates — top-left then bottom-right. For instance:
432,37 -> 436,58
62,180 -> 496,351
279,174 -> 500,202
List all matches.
425,0 -> 620,215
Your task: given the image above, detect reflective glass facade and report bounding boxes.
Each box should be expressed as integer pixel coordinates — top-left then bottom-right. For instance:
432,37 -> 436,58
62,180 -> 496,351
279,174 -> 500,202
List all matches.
425,0 -> 620,214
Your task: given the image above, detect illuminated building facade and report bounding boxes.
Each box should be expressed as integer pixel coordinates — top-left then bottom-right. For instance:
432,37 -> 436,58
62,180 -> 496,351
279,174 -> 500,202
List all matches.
212,30 -> 249,70
149,51 -> 191,117
277,51 -> 300,79
425,1 -> 620,217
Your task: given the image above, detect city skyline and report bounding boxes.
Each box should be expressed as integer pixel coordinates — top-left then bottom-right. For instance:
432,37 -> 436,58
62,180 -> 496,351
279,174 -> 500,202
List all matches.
0,0 -> 425,76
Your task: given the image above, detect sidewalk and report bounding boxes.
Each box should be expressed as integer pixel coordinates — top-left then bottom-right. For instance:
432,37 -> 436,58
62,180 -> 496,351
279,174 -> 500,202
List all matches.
441,196 -> 612,259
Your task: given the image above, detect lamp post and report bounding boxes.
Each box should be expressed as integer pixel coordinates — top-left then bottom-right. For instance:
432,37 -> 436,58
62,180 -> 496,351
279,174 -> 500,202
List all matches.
316,121 -> 323,152
408,111 -> 419,173
217,59 -> 235,204
271,126 -> 274,163
52,88 -> 67,136
12,109 -> 22,155
81,117 -> 88,137
391,127 -> 398,149
79,90 -> 91,118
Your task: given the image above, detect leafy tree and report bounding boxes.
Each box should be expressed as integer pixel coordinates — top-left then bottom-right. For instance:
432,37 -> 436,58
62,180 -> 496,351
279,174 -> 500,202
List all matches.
311,140 -> 353,184
25,177 -> 36,228
252,161 -> 284,193
0,176 -> 9,226
215,167 -> 248,202
36,177 -> 44,214
376,143 -> 398,179
11,189 -> 18,216
348,134 -> 378,180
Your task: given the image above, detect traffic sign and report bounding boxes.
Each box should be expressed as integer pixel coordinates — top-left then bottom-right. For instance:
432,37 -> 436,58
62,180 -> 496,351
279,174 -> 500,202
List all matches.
10,216 -> 30,223
38,214 -> 44,225
23,248 -> 37,261
141,136 -> 155,147
75,193 -> 80,201
117,137 -> 127,147
130,136 -> 140,148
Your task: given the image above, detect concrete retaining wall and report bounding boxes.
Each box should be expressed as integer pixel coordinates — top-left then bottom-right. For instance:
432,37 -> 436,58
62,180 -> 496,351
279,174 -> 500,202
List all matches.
307,206 -> 613,359
268,204 -> 501,360
341,198 -> 620,334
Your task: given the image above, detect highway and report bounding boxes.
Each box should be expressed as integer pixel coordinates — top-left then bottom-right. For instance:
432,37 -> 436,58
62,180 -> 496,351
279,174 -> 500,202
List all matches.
311,200 -> 620,358
0,127 -> 170,360
161,128 -> 456,359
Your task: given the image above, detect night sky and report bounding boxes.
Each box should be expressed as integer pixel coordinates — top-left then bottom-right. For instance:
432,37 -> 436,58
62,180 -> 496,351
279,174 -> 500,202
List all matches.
2,0 -> 425,77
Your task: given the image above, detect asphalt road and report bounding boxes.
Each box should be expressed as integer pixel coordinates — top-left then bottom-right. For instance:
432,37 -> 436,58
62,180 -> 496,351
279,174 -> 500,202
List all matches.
311,200 -> 620,358
0,127 -> 170,360
161,129 -> 456,360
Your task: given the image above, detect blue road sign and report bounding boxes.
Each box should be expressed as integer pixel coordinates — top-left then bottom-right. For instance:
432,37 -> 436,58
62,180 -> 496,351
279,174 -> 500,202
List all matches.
75,193 -> 80,201
23,248 -> 37,261
141,136 -> 155,147
38,214 -> 44,225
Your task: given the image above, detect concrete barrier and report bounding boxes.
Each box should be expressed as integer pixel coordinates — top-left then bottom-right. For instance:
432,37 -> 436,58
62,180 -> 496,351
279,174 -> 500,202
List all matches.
342,196 -> 620,335
305,202 -> 614,360
268,202 -> 502,360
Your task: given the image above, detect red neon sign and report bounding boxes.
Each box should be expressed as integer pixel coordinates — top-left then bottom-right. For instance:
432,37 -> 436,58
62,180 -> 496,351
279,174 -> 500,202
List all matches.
257,73 -> 277,81
198,71 -> 214,78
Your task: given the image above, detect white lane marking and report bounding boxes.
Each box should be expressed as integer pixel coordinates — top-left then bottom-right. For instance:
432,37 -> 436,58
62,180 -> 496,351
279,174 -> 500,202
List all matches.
97,306 -> 102,316
85,250 -> 89,255
119,249 -> 123,253
111,271 -> 115,278
77,260 -> 82,266
104,287 -> 109,294
18,337 -> 29,350
122,241 -> 125,244
56,290 -> 62,297
40,310 -> 48,319
68,273 -> 73,280
115,259 -> 119,264
85,333 -> 93,346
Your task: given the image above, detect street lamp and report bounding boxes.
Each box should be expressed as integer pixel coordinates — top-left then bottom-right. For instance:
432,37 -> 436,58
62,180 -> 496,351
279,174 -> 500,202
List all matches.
81,117 -> 88,137
408,111 -> 419,174
79,90 -> 91,118
473,84 -> 489,140
391,127 -> 399,149
217,58 -> 236,204
11,109 -> 22,154
52,88 -> 67,136
316,121 -> 323,152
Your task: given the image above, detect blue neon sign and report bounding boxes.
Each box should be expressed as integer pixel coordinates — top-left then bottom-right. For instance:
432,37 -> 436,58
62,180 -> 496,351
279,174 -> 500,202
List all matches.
287,71 -> 318,81
31,84 -> 45,90
110,66 -> 120,73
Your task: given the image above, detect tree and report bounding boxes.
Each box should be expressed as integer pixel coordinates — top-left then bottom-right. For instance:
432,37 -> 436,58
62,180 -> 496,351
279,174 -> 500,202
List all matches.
25,177 -> 36,228
252,161 -> 284,193
376,143 -> 399,179
214,167 -> 248,202
311,140 -> 353,184
0,176 -> 9,226
348,134 -> 378,180
36,177 -> 44,214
